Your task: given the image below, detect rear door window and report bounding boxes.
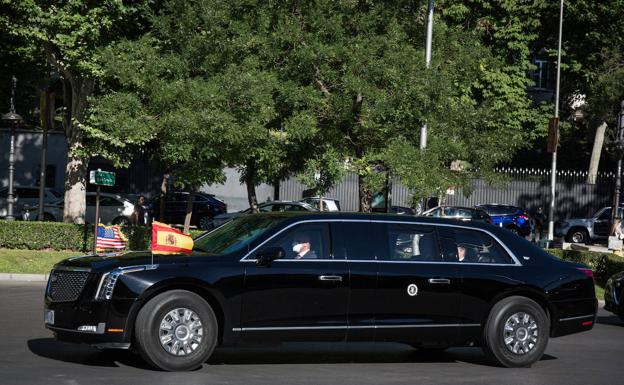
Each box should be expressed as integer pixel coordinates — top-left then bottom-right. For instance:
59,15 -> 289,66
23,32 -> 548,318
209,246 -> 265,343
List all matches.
384,224 -> 439,262
331,221 -> 386,260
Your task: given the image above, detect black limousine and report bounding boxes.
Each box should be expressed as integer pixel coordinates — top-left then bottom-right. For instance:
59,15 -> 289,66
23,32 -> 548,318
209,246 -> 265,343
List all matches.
44,213 -> 597,371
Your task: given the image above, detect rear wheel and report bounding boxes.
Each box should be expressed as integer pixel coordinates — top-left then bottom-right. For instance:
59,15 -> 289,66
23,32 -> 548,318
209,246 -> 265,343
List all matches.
198,215 -> 213,230
135,290 -> 218,371
482,296 -> 549,368
42,213 -> 55,222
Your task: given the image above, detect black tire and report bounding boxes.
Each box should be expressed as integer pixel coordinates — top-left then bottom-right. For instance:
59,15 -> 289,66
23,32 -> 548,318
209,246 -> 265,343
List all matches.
198,215 -> 213,230
482,296 -> 549,368
565,228 -> 589,244
113,216 -> 130,227
42,213 -> 56,222
134,290 -> 218,371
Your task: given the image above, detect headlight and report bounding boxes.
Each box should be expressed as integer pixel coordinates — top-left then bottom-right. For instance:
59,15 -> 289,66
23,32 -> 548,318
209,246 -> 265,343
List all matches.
94,264 -> 158,301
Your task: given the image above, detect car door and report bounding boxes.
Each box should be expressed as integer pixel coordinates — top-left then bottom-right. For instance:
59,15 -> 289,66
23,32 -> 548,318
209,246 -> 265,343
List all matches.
594,207 -> 622,237
241,222 -> 349,342
375,223 -> 462,344
330,220 -> 383,341
442,226 -> 521,344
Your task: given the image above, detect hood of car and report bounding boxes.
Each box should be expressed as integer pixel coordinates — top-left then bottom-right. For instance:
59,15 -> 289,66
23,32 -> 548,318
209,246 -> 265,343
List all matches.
54,250 -> 189,272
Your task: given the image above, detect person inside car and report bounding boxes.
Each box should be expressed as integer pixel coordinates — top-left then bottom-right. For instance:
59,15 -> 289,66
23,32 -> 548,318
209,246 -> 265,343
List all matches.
291,233 -> 318,259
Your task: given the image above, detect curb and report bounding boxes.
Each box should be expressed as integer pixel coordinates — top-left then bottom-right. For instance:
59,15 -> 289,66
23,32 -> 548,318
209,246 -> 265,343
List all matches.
0,273 -> 49,282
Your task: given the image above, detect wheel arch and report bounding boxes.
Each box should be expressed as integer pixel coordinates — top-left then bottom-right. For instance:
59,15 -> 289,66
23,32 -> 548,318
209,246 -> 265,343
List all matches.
566,226 -> 590,242
126,278 -> 228,346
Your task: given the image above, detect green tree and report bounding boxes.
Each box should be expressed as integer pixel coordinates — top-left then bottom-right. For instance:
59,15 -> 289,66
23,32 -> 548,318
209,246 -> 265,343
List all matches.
2,0 -> 153,223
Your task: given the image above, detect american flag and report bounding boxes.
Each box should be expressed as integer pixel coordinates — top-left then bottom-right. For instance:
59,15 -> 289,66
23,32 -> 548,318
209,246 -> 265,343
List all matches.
96,224 -> 126,251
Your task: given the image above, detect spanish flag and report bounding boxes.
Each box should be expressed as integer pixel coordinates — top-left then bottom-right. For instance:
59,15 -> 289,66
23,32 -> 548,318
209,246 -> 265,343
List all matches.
151,221 -> 193,254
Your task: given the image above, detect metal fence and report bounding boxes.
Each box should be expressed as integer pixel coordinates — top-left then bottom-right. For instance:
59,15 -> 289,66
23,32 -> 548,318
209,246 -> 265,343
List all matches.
279,168 -> 616,220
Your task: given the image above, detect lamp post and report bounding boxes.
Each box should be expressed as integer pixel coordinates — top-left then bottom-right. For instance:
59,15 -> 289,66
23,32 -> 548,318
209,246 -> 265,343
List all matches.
2,76 -> 23,221
611,100 -> 624,222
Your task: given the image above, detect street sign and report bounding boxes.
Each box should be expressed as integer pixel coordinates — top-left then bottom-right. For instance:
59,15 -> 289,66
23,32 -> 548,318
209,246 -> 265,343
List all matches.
89,170 -> 115,186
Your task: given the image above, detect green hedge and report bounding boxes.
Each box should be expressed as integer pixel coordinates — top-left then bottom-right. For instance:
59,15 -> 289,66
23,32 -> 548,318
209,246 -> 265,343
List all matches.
547,249 -> 624,286
0,221 -> 205,252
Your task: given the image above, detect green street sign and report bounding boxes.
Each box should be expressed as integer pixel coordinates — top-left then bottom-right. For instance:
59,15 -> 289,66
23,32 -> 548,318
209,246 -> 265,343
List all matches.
89,170 -> 116,186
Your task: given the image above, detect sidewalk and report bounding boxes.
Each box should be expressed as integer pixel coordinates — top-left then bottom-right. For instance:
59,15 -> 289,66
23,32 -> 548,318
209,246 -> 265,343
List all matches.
0,273 -> 49,282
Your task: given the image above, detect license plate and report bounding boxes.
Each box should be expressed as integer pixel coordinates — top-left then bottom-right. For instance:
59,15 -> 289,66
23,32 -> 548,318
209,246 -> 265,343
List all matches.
44,309 -> 54,325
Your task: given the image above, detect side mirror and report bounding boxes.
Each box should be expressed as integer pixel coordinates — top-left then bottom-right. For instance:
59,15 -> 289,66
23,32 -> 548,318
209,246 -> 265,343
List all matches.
256,247 -> 285,266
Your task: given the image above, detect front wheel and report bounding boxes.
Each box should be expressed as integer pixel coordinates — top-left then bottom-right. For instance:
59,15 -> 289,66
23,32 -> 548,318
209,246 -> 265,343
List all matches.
566,228 -> 589,244
482,296 -> 549,368
134,290 -> 218,371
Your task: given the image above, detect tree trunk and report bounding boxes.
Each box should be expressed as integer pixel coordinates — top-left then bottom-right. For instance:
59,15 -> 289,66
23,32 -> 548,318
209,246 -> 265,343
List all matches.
358,173 -> 372,212
159,173 -> 170,221
62,76 -> 94,223
183,191 -> 195,234
319,195 -> 324,212
244,160 -> 259,213
587,121 -> 607,184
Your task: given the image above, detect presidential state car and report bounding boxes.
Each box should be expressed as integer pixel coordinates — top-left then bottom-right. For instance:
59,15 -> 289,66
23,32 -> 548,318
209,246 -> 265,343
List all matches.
44,212 -> 597,371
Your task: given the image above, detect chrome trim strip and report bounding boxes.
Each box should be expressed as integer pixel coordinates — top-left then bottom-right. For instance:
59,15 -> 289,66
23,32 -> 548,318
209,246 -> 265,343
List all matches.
52,266 -> 92,272
240,218 -> 521,266
558,314 -> 595,322
46,323 -> 106,334
232,323 -> 481,332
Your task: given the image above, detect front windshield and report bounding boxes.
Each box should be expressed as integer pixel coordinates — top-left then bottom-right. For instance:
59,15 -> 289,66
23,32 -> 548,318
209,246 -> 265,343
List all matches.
192,215 -> 287,254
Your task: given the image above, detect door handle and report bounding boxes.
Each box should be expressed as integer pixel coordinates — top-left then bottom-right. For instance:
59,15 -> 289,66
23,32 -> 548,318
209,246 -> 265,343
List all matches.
318,275 -> 343,282
428,278 -> 450,284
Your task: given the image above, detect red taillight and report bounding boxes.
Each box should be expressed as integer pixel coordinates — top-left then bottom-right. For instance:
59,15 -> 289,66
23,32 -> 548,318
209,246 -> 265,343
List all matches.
519,214 -> 529,221
581,321 -> 593,326
577,268 -> 594,279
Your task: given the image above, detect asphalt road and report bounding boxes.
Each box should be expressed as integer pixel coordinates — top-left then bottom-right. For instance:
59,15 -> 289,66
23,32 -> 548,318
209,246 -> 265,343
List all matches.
1,281 -> 623,385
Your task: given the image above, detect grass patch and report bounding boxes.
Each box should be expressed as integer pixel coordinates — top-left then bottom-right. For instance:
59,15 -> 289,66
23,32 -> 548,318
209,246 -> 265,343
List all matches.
0,248 -> 77,274
595,285 -> 605,301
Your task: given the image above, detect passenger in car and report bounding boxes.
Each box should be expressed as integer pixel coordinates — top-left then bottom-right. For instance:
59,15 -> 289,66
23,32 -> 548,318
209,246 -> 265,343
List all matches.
291,234 -> 318,259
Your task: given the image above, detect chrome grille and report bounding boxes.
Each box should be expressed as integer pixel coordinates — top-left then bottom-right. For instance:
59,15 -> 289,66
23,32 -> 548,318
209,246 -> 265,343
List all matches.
47,270 -> 90,302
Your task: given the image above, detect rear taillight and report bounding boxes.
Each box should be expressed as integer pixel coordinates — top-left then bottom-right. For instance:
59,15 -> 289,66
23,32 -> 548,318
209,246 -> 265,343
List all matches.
519,214 -> 529,221
577,268 -> 594,279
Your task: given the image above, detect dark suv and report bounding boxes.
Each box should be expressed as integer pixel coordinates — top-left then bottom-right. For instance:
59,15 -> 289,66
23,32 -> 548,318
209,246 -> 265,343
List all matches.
149,192 -> 227,229
476,204 -> 531,236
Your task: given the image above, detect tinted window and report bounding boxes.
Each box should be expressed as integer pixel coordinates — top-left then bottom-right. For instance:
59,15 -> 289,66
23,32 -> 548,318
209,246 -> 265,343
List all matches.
453,228 -> 513,264
428,208 -> 441,217
16,188 -> 39,199
264,223 -> 330,259
475,210 -> 489,220
193,215 -> 287,254
86,195 -> 97,206
597,208 -> 611,220
385,224 -> 439,261
99,197 -> 123,206
331,221 -> 386,260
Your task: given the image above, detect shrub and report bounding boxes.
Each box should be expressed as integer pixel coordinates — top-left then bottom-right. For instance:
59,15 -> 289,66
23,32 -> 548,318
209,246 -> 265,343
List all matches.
547,249 -> 624,286
0,221 -> 206,252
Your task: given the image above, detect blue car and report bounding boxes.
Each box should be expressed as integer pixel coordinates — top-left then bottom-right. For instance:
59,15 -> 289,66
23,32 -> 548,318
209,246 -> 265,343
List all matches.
475,204 -> 531,236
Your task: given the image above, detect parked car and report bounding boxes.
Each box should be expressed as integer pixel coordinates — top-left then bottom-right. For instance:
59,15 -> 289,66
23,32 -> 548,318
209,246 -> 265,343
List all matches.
555,206 -> 623,244
22,192 -> 138,225
299,197 -> 341,212
209,200 -> 318,229
44,212 -> 597,371
0,186 -> 62,218
604,270 -> 624,322
475,204 -> 531,236
422,205 -> 492,224
149,192 -> 227,230
371,192 -> 416,215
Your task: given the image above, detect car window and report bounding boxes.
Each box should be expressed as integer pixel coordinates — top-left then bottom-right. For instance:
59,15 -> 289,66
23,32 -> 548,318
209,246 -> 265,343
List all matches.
597,208 -> 611,220
16,188 -> 39,199
48,189 -> 63,199
86,195 -> 97,206
259,204 -> 273,212
286,204 -> 307,212
428,208 -> 441,217
443,207 -> 458,216
457,208 -> 473,218
99,196 -> 123,206
263,223 -> 330,260
452,228 -> 513,264
476,210 -> 489,220
331,221 -> 386,260
193,215 -> 287,254
386,224 -> 439,262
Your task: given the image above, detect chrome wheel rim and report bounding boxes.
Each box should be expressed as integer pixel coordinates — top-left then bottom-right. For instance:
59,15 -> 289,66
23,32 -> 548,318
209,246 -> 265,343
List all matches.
572,232 -> 584,243
503,312 -> 538,355
199,216 -> 210,230
159,308 -> 203,356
